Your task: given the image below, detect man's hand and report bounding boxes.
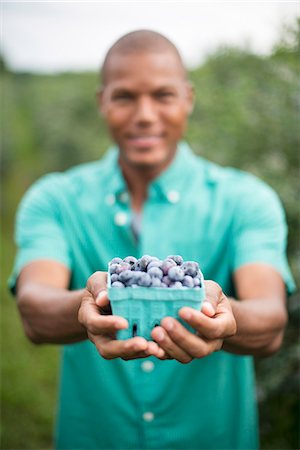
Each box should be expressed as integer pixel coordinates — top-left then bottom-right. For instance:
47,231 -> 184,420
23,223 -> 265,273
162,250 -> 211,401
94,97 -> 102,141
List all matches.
151,281 -> 237,363
78,271 -> 166,360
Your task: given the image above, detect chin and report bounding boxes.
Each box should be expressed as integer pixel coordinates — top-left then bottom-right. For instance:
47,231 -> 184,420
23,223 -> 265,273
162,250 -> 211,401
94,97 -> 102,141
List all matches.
122,146 -> 175,170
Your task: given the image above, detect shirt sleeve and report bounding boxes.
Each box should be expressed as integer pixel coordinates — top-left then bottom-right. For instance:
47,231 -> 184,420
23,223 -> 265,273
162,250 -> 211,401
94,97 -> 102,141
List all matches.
8,173 -> 72,295
231,176 -> 296,295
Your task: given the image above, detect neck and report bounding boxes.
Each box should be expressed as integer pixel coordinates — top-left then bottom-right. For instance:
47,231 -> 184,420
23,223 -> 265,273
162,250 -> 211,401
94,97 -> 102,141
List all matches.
119,157 -> 173,213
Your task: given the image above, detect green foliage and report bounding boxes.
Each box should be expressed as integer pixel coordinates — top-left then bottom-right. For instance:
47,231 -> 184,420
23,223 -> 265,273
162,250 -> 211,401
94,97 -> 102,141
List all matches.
188,46 -> 300,258
1,19 -> 299,449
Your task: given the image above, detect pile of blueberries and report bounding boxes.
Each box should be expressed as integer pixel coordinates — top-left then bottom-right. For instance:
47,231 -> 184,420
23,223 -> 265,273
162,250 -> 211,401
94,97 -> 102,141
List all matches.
108,255 -> 203,289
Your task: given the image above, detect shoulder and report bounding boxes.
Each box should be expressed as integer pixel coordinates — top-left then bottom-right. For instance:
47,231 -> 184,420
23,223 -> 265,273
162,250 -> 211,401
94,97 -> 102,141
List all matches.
192,154 -> 285,222
19,154 -> 113,206
201,157 -> 282,206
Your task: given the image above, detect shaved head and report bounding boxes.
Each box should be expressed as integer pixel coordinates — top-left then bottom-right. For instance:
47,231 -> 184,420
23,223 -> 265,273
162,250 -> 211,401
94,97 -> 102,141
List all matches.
101,29 -> 187,85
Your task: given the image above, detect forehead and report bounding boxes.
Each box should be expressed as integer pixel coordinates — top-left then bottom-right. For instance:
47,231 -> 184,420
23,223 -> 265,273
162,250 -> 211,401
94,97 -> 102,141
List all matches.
102,51 -> 186,89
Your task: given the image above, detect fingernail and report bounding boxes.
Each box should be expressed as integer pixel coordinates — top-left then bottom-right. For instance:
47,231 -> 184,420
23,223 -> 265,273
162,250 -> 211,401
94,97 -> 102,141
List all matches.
155,329 -> 164,341
181,310 -> 192,320
115,321 -> 128,329
164,319 -> 173,331
96,291 -> 106,304
203,301 -> 215,315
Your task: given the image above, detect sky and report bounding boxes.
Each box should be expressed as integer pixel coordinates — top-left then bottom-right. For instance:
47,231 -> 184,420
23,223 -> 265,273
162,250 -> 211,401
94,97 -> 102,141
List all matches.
1,1 -> 299,73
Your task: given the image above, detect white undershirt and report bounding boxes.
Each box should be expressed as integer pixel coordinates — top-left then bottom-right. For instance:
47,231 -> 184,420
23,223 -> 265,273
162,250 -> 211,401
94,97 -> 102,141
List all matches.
131,211 -> 142,240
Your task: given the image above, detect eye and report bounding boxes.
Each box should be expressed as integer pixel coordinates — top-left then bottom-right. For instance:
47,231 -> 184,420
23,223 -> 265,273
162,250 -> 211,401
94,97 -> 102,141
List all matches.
155,91 -> 176,101
112,92 -> 134,101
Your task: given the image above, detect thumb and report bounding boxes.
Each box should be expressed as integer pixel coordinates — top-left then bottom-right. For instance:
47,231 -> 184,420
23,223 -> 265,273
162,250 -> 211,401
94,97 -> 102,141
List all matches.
202,280 -> 223,317
86,271 -> 109,307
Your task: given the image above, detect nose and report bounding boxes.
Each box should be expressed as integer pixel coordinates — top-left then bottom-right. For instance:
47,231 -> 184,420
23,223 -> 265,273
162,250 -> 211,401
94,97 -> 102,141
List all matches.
133,96 -> 157,125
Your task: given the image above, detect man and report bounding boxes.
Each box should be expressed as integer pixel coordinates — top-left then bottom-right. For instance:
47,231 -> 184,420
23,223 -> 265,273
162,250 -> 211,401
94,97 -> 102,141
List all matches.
10,30 -> 295,449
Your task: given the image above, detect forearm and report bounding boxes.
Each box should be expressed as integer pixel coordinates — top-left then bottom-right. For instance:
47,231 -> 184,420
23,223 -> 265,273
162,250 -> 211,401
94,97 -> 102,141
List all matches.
17,283 -> 88,345
222,297 -> 288,356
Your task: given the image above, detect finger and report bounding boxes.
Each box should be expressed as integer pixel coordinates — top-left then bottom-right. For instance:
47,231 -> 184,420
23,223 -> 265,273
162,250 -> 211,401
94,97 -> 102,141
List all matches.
86,271 -> 109,306
96,336 -> 149,360
201,301 -> 216,318
123,341 -> 167,360
79,296 -> 128,334
93,335 -> 168,360
147,341 -> 168,359
96,290 -> 110,309
179,307 -> 236,340
202,280 -> 223,315
151,325 -> 193,364
160,317 -> 223,358
123,338 -> 167,360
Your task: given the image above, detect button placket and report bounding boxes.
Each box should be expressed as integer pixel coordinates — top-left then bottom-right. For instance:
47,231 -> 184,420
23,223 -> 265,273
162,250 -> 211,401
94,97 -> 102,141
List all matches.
108,190 -> 137,248
141,360 -> 154,373
142,411 -> 154,422
114,211 -> 128,226
167,190 -> 180,204
119,191 -> 130,204
105,193 -> 116,206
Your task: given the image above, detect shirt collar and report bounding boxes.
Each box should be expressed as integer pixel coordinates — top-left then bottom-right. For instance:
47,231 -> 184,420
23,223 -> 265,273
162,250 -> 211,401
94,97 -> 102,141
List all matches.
101,141 -> 209,203
149,141 -> 200,202
100,148 -> 126,200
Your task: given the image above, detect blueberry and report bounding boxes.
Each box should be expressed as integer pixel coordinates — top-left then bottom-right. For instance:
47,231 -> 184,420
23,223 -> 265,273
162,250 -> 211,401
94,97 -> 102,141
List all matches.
133,271 -> 143,282
193,277 -> 201,287
148,256 -> 159,262
181,261 -> 199,277
167,255 -> 183,265
170,281 -> 183,288
119,270 -> 134,283
109,263 -> 119,274
182,275 -> 194,288
125,271 -> 142,286
162,276 -> 171,286
147,260 -> 162,270
123,256 -> 137,267
161,258 -> 176,275
110,273 -> 119,283
160,282 -> 168,288
151,277 -> 162,287
115,262 -> 131,274
110,257 -> 123,265
137,272 -> 152,287
135,255 -> 151,271
168,266 -> 184,281
147,267 -> 163,279
111,281 -> 125,288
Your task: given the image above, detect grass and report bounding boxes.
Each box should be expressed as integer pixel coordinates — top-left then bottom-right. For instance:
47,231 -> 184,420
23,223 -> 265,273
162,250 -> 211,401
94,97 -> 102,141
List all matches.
1,228 -> 59,450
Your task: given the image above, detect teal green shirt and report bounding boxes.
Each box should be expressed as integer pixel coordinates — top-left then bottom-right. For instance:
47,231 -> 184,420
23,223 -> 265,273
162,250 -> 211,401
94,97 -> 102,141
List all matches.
9,142 -> 295,450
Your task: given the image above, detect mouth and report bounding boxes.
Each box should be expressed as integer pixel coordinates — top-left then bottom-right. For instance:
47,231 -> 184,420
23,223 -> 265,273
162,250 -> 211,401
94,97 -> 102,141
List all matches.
126,135 -> 164,149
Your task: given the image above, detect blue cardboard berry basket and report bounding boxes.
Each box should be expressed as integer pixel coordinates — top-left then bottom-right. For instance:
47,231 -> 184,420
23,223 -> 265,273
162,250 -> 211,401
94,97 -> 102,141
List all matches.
107,272 -> 206,340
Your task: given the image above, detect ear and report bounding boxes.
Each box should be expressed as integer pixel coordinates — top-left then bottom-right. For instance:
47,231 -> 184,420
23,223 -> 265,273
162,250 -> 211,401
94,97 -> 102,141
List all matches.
96,88 -> 105,116
185,81 -> 195,115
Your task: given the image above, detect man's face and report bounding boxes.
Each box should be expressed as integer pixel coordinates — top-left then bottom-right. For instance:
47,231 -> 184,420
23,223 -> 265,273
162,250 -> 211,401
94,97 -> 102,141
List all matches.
98,51 -> 194,171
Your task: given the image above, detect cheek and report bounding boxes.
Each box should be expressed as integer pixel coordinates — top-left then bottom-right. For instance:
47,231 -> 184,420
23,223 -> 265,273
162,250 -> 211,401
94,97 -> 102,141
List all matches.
105,108 -> 131,132
162,108 -> 189,133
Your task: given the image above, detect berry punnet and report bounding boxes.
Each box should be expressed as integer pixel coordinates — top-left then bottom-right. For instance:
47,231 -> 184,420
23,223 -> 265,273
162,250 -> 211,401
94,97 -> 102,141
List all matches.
107,255 -> 205,340
108,255 -> 203,289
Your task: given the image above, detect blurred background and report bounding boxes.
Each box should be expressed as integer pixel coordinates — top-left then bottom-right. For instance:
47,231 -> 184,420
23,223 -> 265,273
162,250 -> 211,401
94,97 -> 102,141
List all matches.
1,2 -> 299,449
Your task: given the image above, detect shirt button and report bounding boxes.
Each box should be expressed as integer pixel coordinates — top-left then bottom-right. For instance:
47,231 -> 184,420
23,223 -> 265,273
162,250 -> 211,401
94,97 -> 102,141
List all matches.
105,194 -> 116,206
114,212 -> 128,226
119,191 -> 129,203
143,411 -> 154,422
141,360 -> 154,373
167,190 -> 180,203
